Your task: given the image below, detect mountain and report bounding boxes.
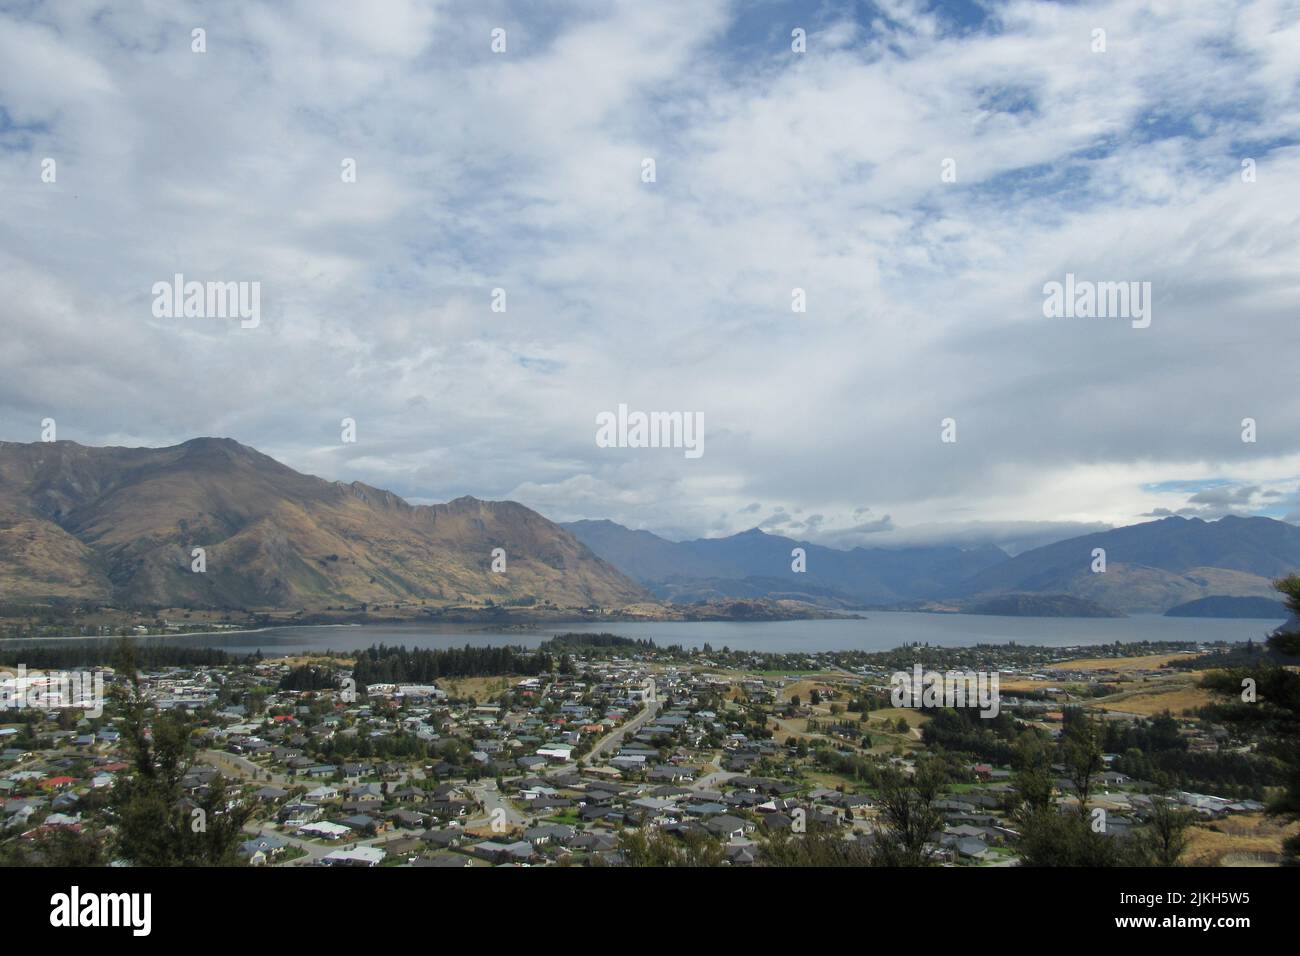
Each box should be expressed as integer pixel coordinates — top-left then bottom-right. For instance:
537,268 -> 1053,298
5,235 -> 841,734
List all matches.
956,515 -> 1300,613
565,514 -> 1300,615
1163,595 -> 1289,619
8,441 -> 1296,617
562,520 -> 1007,605
558,519 -> 726,582
0,439 -> 647,610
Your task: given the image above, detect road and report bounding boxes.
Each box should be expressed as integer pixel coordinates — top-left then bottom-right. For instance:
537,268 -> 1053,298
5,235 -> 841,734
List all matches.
200,749 -> 293,787
463,779 -> 527,834
691,767 -> 741,791
586,678 -> 660,764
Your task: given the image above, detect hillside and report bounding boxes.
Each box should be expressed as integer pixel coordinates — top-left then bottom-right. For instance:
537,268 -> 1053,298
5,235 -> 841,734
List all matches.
560,519 -> 729,582
9,443 -> 1296,618
962,593 -> 1124,618
956,516 -> 1298,613
1163,595 -> 1289,619
565,514 -> 1300,615
0,439 -> 647,610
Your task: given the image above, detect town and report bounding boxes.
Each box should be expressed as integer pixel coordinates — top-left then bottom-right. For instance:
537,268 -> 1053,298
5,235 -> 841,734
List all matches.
1,635 -> 1292,868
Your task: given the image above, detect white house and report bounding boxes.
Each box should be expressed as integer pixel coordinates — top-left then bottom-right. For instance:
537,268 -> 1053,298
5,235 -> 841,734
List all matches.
322,846 -> 386,867
298,821 -> 351,840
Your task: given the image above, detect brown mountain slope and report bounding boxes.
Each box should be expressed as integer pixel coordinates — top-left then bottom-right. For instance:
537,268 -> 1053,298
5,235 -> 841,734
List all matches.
0,438 -> 648,610
0,512 -> 110,600
1051,564 -> 1279,615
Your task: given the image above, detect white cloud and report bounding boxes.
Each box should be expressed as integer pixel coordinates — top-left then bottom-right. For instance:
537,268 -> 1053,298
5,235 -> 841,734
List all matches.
1,0 -> 1298,550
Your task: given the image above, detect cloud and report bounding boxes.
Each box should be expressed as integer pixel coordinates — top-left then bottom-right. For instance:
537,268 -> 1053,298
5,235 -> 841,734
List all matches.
2,1 -> 1299,549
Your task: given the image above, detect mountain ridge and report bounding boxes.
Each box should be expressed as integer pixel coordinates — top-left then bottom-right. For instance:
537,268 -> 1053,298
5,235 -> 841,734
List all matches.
954,514 -> 1299,613
564,515 -> 1300,614
5,438 -> 1299,617
562,518 -> 1008,605
0,438 -> 648,610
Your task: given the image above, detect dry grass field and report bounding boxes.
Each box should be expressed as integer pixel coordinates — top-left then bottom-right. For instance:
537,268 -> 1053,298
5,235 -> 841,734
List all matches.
1183,813 -> 1300,866
1047,653 -> 1197,672
1090,677 -> 1216,716
438,675 -> 516,701
275,654 -> 356,667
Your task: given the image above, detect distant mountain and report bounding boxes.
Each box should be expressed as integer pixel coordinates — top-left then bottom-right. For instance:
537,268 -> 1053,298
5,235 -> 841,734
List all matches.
1163,595 -> 1289,619
963,593 -> 1124,618
957,516 -> 1300,613
562,520 -> 1007,605
559,519 -> 727,582
0,439 -> 647,610
565,514 -> 1300,615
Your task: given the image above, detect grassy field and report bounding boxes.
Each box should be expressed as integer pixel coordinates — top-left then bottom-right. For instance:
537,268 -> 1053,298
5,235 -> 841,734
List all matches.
777,678 -> 855,703
865,706 -> 931,728
997,678 -> 1060,692
438,675 -> 517,701
1183,813 -> 1300,866
277,654 -> 356,667
801,769 -> 871,794
1090,676 -> 1216,717
543,809 -> 583,826
1048,653 -> 1197,673
738,669 -> 831,678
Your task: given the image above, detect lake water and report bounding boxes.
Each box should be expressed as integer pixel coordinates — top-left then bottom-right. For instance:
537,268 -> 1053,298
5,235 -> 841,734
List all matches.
14,612 -> 1285,656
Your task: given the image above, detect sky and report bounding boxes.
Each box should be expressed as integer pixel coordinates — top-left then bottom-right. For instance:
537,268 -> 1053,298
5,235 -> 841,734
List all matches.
2,0 -> 1299,555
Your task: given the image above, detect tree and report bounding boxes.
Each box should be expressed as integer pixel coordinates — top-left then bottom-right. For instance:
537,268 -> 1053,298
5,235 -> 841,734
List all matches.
1201,576 -> 1300,863
1062,714 -> 1104,817
1140,793 -> 1195,866
0,826 -> 105,866
870,762 -> 946,866
1018,809 -> 1127,867
613,827 -> 726,866
1010,733 -> 1055,822
759,824 -> 871,866
108,639 -> 252,866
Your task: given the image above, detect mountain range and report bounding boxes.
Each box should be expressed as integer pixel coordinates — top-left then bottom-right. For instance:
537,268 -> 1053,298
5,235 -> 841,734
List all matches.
561,519 -> 1007,606
953,515 -> 1298,613
564,515 -> 1300,615
0,438 -> 646,610
1,437 -> 1297,617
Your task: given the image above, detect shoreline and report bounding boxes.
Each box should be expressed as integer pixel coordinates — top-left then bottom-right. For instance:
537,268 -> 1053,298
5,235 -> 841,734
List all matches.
0,622 -> 365,643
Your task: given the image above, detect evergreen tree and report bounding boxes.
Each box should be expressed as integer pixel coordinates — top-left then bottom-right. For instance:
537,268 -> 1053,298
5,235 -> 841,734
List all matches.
108,640 -> 252,866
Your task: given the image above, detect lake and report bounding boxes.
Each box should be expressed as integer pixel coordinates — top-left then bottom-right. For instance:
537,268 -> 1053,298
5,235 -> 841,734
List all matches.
10,612 -> 1286,656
